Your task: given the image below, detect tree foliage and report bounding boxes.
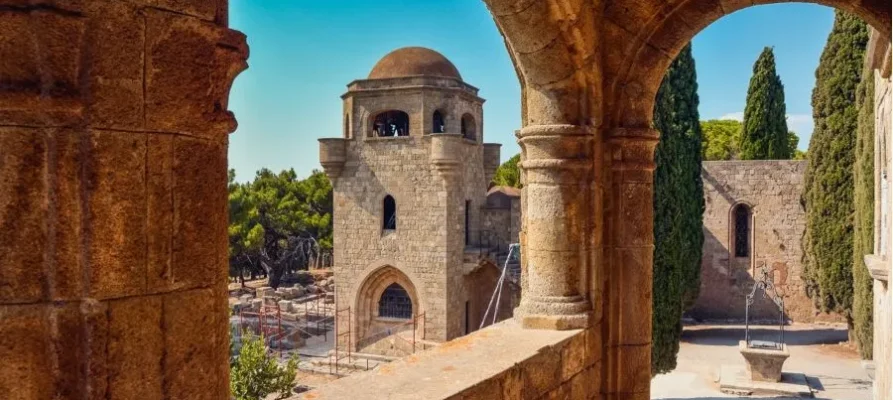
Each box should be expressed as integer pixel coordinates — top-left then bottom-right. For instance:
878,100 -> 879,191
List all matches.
852,63 -> 875,359
740,47 -> 791,160
651,43 -> 704,375
229,168 -> 333,288
802,11 -> 868,327
230,333 -> 298,400
492,154 -> 522,188
701,119 -> 802,160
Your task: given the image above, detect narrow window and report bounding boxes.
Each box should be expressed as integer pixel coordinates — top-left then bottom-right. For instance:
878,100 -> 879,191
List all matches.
383,195 -> 397,230
344,114 -> 351,138
465,200 -> 471,245
461,113 -> 476,140
433,110 -> 445,133
733,204 -> 751,257
379,283 -> 412,319
465,301 -> 470,334
371,110 -> 410,137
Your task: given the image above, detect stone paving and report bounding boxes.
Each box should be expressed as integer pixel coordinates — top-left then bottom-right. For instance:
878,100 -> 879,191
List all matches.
652,324 -> 872,400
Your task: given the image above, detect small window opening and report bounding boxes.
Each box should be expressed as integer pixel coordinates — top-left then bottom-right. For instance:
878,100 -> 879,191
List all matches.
433,110 -> 445,133
461,113 -> 476,140
465,200 -> 471,245
383,195 -> 397,230
733,204 -> 751,258
344,114 -> 351,138
379,283 -> 412,319
372,110 -> 409,137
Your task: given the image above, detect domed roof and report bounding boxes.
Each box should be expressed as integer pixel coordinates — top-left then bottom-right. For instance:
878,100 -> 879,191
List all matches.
368,47 -> 462,80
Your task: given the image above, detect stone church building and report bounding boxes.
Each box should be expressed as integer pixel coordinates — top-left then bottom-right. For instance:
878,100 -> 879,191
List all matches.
318,47 -> 519,350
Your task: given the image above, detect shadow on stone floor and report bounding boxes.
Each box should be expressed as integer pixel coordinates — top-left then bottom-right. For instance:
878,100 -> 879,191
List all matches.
680,326 -> 848,347
806,374 -> 872,392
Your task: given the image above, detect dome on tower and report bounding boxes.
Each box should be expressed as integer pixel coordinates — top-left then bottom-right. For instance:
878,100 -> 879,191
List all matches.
368,47 -> 462,80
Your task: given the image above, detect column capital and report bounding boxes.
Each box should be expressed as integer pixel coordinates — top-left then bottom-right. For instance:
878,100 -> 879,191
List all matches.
518,124 -> 593,183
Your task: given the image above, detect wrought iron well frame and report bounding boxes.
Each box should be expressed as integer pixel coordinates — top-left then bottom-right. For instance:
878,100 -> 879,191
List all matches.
744,262 -> 786,350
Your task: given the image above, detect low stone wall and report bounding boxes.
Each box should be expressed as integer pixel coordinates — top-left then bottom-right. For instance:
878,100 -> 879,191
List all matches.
293,320 -> 600,400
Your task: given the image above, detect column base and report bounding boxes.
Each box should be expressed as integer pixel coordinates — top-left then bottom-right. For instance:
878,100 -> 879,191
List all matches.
516,295 -> 591,330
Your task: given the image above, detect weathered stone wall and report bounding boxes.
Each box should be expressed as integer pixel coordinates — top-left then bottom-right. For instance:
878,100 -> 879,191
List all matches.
694,161 -> 843,322
0,1 -> 246,398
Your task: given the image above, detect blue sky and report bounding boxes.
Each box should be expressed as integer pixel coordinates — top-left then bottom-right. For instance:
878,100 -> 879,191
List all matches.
227,1 -> 834,180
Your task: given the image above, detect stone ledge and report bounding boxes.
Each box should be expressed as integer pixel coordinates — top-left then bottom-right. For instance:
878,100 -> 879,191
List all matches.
864,254 -> 889,282
292,319 -> 596,400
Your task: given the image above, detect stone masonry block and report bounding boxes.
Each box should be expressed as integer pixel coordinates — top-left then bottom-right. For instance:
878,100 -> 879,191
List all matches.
147,134 -> 175,292
0,128 -> 47,303
0,304 -> 53,400
50,131 -> 85,300
54,300 -> 109,398
87,130 -> 147,299
145,0 -> 218,21
171,136 -> 227,290
83,1 -> 144,129
521,344 -> 562,398
163,288 -> 228,400
107,295 -> 163,399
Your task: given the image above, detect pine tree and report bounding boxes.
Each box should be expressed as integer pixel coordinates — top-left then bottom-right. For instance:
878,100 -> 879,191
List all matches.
851,58 -> 874,359
740,47 -> 791,160
802,11 -> 868,330
492,154 -> 522,188
651,43 -> 705,375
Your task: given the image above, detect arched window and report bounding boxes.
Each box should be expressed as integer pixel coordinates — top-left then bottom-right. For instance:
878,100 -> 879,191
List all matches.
371,110 -> 410,137
344,114 -> 351,138
383,195 -> 396,230
432,110 -> 445,133
461,113 -> 476,140
379,283 -> 412,319
733,204 -> 751,258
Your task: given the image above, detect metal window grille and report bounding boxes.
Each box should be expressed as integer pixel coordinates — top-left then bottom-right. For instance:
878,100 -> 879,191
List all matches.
379,283 -> 412,319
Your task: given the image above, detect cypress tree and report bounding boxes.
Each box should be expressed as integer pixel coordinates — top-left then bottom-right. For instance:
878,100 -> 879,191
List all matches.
740,47 -> 791,160
802,11 -> 868,329
652,43 -> 704,375
852,59 -> 874,358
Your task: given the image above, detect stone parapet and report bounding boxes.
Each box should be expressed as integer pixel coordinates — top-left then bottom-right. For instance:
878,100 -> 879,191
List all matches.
294,320 -> 601,400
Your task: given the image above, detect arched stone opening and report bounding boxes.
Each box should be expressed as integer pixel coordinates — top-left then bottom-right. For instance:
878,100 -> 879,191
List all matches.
486,1 -> 890,398
370,110 -> 410,137
353,265 -> 422,348
731,203 -> 753,259
432,110 -> 446,133
460,113 -> 477,140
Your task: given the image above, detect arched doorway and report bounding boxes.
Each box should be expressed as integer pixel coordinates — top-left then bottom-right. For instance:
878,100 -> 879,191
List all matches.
352,265 -> 422,350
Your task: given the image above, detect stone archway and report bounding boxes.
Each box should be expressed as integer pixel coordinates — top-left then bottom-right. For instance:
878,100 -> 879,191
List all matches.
485,1 -> 890,398
352,265 -> 423,349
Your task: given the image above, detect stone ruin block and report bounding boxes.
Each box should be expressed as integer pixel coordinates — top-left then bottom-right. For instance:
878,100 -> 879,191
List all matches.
278,300 -> 292,313
250,299 -> 263,311
255,286 -> 273,298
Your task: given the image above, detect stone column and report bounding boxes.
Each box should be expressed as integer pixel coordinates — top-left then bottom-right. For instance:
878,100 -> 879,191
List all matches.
603,127 -> 658,400
515,124 -> 592,330
0,2 -> 247,399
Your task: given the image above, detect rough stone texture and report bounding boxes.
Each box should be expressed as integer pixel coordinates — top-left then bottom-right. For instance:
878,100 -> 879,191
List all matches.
694,160 -> 842,323
0,1 -> 246,398
295,320 -> 601,400
319,49 -> 510,347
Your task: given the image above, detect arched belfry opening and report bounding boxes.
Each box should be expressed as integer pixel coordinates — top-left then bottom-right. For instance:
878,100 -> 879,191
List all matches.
371,110 -> 410,137
432,110 -> 445,133
732,203 -> 752,259
383,195 -> 397,230
461,113 -> 476,140
379,283 -> 413,319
